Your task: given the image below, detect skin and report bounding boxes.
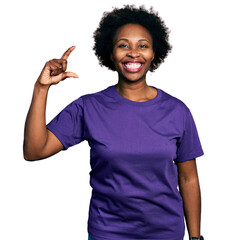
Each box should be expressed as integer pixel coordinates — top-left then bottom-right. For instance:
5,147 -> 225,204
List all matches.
111,23 -> 157,102
23,24 -> 201,238
23,46 -> 78,160
177,159 -> 201,238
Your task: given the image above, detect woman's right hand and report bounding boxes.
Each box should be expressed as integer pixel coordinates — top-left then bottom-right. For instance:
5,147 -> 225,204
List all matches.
37,46 -> 79,87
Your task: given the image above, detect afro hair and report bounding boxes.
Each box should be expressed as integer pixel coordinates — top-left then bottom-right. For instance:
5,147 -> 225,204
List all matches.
92,4 -> 172,72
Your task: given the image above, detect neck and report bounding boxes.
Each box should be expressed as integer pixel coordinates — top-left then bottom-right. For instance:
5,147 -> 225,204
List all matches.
115,80 -> 157,102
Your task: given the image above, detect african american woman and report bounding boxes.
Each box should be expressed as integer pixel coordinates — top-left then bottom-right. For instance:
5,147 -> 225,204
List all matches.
23,5 -> 204,240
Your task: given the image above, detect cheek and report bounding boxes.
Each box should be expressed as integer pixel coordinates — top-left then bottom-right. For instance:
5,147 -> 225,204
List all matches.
115,54 -> 124,63
112,49 -> 125,62
144,51 -> 155,61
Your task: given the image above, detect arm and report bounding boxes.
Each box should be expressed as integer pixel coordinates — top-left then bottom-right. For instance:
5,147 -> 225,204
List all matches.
177,159 -> 201,238
23,46 -> 79,161
23,82 -> 64,160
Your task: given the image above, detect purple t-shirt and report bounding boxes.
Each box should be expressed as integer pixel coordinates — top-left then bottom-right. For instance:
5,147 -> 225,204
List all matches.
46,84 -> 204,240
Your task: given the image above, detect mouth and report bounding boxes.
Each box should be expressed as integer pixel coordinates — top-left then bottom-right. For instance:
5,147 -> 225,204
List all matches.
122,61 -> 145,73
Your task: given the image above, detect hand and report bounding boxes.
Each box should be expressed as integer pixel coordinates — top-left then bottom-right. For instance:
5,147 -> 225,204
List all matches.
37,46 -> 79,87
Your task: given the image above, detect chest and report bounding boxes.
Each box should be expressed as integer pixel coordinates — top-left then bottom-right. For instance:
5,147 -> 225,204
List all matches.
84,105 -> 183,162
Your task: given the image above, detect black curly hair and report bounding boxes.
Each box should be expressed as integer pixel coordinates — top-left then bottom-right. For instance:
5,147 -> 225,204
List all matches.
92,4 -> 172,72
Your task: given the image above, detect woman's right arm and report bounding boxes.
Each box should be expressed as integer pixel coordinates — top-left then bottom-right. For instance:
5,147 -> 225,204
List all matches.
23,46 -> 79,161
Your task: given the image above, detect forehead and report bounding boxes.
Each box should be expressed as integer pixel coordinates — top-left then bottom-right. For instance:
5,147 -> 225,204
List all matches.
113,23 -> 152,42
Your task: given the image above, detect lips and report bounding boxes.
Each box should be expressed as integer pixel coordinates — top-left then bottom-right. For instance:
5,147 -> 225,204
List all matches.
122,61 -> 145,73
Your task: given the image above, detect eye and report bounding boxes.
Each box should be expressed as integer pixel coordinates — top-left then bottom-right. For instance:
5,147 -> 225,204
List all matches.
118,44 -> 128,48
139,44 -> 148,49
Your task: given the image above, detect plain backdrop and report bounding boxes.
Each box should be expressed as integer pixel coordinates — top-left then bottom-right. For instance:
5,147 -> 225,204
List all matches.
0,0 -> 226,239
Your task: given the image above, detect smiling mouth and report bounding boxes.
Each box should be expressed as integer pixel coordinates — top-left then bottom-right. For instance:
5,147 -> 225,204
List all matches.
122,62 -> 144,72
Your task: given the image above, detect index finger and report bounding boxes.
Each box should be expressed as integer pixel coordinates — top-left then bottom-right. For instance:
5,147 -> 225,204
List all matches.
61,46 -> 76,60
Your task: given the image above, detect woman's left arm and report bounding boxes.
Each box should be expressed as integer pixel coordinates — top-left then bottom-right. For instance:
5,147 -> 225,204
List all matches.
177,159 -> 201,238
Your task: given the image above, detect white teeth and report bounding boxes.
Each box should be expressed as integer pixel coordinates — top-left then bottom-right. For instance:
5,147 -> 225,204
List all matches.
124,63 -> 142,69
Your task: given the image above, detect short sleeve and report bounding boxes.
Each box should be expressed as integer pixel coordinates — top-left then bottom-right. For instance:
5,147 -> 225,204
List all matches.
175,107 -> 204,162
46,96 -> 85,150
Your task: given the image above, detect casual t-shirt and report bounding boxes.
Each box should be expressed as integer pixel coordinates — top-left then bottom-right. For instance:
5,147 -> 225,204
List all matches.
46,84 -> 204,240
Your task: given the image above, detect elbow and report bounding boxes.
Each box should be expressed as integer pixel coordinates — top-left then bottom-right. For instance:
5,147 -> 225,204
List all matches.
23,151 -> 38,161
23,143 -> 41,161
23,147 -> 48,161
23,151 -> 29,161
23,153 -> 35,161
23,153 -> 43,161
23,143 -> 32,161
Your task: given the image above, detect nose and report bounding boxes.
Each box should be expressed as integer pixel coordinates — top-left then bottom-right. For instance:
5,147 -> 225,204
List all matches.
127,48 -> 140,58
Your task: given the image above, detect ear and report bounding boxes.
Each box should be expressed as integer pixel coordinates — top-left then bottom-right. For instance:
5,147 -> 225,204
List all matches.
110,53 -> 114,62
151,52 -> 155,62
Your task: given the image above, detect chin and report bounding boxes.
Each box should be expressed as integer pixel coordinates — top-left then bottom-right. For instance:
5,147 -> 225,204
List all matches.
119,74 -> 147,83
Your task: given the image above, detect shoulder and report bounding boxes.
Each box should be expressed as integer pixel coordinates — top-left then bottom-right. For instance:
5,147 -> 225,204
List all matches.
74,85 -> 113,107
159,88 -> 190,113
158,88 -> 192,127
52,86 -> 113,117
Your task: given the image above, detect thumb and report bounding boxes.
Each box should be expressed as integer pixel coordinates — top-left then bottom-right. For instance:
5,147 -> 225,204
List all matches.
51,71 -> 79,84
61,72 -> 79,80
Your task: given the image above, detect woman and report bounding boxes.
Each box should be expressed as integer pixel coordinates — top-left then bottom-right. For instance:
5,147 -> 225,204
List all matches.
23,5 -> 204,240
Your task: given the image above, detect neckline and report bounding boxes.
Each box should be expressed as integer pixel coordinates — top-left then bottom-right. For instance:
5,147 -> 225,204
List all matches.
110,84 -> 162,106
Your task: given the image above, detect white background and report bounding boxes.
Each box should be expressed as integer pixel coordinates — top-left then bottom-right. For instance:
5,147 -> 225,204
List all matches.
0,0 -> 226,239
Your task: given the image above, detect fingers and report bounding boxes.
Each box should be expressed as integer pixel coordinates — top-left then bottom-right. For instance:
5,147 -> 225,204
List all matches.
50,46 -> 76,75
48,59 -> 67,76
61,46 -> 76,60
51,59 -> 67,71
39,46 -> 78,86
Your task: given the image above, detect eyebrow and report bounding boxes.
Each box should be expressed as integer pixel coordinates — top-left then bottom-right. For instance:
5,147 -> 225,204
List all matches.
114,38 -> 150,45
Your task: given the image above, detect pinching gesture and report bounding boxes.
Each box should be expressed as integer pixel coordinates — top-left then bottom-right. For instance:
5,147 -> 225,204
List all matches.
37,46 -> 79,86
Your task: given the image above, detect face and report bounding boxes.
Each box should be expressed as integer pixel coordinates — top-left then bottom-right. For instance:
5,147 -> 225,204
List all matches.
110,23 -> 155,83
